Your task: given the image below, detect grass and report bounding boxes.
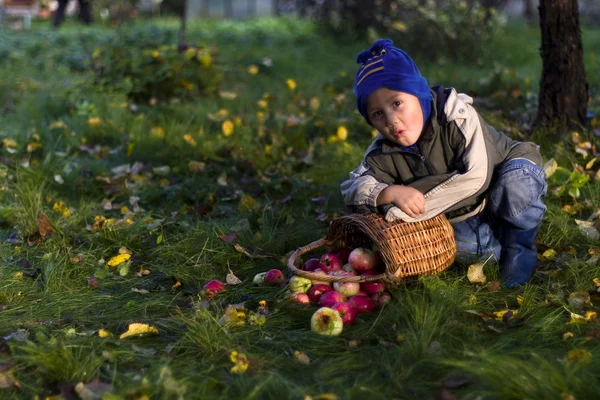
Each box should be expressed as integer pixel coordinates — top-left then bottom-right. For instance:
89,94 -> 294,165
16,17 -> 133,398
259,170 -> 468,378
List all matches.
0,15 -> 599,399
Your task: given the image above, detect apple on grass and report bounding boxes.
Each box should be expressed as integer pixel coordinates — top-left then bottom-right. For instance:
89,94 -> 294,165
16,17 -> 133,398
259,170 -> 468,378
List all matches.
264,269 -> 285,285
319,291 -> 346,308
288,292 -> 310,304
202,280 -> 225,298
311,307 -> 344,336
347,295 -> 376,314
371,292 -> 392,306
331,302 -> 357,325
348,247 -> 379,273
308,284 -> 333,304
319,253 -> 341,273
288,276 -> 312,293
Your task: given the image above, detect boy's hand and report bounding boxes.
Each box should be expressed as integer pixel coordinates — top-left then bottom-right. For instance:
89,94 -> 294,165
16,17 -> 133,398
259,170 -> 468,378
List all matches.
376,185 -> 425,218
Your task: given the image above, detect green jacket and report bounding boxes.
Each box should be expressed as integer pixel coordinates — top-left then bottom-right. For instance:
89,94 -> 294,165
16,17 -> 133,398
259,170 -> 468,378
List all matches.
340,86 -> 542,223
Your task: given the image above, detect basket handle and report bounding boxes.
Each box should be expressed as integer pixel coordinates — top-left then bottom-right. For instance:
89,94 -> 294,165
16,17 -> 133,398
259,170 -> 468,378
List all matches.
287,238 -> 388,283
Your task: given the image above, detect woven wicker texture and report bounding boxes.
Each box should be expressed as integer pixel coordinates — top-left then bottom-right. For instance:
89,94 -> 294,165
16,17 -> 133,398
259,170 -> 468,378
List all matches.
287,213 -> 456,283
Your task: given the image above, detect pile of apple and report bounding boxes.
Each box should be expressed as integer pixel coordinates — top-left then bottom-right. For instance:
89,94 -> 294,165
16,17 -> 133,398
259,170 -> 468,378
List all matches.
289,246 -> 391,336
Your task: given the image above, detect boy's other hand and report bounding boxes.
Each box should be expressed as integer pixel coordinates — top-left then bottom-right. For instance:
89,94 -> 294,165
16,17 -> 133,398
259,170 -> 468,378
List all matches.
377,185 -> 425,218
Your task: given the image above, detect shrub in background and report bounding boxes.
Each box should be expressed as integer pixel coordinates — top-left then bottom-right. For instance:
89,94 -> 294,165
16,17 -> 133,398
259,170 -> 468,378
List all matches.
91,29 -> 222,102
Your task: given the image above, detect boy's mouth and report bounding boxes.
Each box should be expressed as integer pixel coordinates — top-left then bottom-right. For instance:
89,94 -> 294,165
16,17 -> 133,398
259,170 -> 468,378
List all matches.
393,130 -> 405,138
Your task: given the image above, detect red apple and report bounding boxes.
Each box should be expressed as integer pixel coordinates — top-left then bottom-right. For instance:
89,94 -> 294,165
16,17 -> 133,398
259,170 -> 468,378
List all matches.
303,258 -> 321,272
333,280 -> 360,297
348,248 -> 378,273
331,302 -> 357,325
319,290 -> 346,307
202,280 -> 225,298
287,292 -> 310,304
372,292 -> 391,306
319,253 -> 341,273
347,295 -> 376,314
355,290 -> 368,297
361,281 -> 386,295
264,269 -> 285,285
311,307 -> 343,336
308,284 -> 333,304
336,247 -> 353,264
329,270 -> 356,277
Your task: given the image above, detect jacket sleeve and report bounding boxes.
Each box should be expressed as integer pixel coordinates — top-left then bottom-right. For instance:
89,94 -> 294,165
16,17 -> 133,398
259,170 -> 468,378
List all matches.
384,102 -> 491,223
339,139 -> 393,214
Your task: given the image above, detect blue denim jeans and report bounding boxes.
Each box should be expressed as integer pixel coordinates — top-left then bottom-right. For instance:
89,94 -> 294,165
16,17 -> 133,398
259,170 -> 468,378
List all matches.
451,159 -> 548,269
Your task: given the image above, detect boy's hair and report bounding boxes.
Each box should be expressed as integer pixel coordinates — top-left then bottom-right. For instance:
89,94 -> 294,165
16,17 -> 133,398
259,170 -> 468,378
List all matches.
353,39 -> 432,126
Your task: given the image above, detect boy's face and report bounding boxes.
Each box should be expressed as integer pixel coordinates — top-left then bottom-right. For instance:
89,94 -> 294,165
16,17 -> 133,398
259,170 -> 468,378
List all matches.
366,88 -> 424,147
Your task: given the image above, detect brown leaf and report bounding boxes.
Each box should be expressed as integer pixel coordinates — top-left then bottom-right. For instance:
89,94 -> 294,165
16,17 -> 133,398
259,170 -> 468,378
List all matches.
219,232 -> 237,243
37,214 -> 52,238
233,243 -> 269,258
487,281 -> 502,292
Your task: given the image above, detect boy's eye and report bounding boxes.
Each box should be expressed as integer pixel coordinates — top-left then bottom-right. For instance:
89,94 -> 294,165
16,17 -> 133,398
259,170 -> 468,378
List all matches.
372,111 -> 382,118
393,101 -> 401,107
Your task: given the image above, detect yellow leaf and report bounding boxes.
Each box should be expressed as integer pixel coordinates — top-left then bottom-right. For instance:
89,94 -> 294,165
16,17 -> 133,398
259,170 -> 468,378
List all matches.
585,157 -> 597,170
564,348 -> 592,365
107,253 -> 131,267
563,332 -> 574,341
392,20 -> 408,31
286,79 -> 296,91
188,161 -> 206,173
197,52 -> 212,67
309,97 -> 320,111
593,277 -> 600,287
257,99 -> 268,109
493,309 -> 518,320
222,120 -> 234,137
238,194 -> 257,212
183,134 -> 197,147
294,350 -> 311,365
127,143 -> 134,156
172,281 -> 181,290
467,263 -> 487,284
151,127 -> 165,138
119,323 -> 159,339
336,126 -> 348,141
87,117 -> 102,127
98,329 -> 113,338
184,47 -> 196,60
539,249 -> 556,262
230,351 -> 249,374
15,272 -> 23,280
247,64 -> 259,75
152,51 -> 160,59
516,295 -> 524,306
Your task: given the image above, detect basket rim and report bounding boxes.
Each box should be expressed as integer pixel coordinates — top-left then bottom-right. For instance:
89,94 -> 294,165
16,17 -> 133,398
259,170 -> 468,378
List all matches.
287,238 -> 392,283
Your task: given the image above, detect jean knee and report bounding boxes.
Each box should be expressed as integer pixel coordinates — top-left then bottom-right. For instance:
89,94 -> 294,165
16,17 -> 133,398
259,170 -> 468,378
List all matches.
489,160 -> 547,228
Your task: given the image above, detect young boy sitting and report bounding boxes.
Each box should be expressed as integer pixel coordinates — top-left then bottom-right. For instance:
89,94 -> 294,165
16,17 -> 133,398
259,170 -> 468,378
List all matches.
340,39 -> 547,288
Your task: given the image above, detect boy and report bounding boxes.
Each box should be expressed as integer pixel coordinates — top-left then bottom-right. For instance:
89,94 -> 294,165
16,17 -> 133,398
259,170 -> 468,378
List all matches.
341,39 -> 547,288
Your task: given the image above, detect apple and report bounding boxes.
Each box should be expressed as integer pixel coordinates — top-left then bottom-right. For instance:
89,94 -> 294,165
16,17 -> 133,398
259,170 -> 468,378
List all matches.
331,302 -> 357,325
319,253 -> 341,273
264,269 -> 285,285
372,292 -> 392,306
329,270 -> 356,277
348,248 -> 379,273
288,276 -> 312,293
336,247 -> 353,264
308,284 -> 333,304
361,281 -> 386,295
319,291 -> 346,307
310,268 -> 331,286
342,263 -> 356,273
288,292 -> 310,304
355,290 -> 368,297
333,280 -> 360,297
310,307 -> 344,336
347,295 -> 376,314
253,272 -> 267,285
303,258 -> 321,272
202,280 -> 225,298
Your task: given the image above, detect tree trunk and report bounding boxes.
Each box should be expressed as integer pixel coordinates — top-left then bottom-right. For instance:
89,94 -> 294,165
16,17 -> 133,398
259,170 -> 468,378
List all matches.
534,0 -> 588,130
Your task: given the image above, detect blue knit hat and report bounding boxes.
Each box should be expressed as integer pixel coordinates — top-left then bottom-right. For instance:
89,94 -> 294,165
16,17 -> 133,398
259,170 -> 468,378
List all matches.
354,39 -> 432,126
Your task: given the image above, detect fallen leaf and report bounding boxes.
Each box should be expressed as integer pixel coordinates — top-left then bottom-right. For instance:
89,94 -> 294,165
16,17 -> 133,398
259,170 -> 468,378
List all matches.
574,219 -> 600,240
467,263 -> 486,284
219,232 -> 237,243
226,266 -> 242,285
293,350 -> 310,365
230,351 -> 249,374
37,214 -> 52,238
568,292 -> 592,310
233,243 -> 269,258
98,329 -> 113,338
487,281 -> 501,292
75,380 -> 113,400
131,288 -> 150,294
119,323 -> 158,339
563,332 -> 574,341
107,253 -> 131,267
564,348 -> 592,365
0,372 -> 14,389
543,158 -> 558,178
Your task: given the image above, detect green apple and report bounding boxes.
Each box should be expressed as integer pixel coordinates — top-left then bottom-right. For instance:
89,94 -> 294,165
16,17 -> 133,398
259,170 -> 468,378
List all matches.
253,272 -> 267,285
310,307 -> 344,336
288,276 -> 312,293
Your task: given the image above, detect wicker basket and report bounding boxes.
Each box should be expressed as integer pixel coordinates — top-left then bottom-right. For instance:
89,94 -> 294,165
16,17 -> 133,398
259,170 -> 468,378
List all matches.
287,213 -> 456,284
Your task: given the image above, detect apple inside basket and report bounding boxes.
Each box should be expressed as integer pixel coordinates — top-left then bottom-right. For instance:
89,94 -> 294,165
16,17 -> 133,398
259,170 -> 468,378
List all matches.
287,213 -> 457,284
